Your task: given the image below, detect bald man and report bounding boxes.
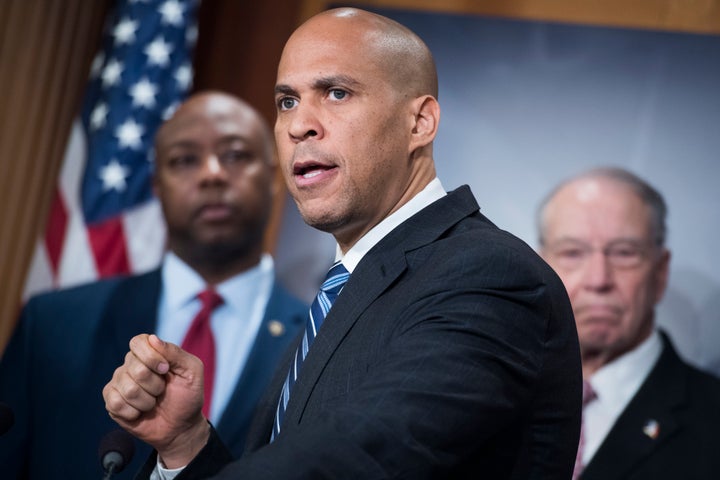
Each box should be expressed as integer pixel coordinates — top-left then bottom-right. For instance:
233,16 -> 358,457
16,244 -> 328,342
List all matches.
538,167 -> 720,479
104,9 -> 581,479
0,91 -> 307,479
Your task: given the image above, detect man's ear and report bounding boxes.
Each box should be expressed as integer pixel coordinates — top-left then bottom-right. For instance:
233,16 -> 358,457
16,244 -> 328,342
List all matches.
408,95 -> 440,154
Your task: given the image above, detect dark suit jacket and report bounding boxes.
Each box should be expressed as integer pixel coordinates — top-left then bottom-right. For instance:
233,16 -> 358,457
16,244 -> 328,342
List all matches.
0,268 -> 307,479
581,333 -> 720,480
148,186 -> 582,480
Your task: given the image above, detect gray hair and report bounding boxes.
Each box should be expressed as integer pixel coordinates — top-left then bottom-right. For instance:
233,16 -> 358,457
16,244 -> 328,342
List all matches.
536,167 -> 668,247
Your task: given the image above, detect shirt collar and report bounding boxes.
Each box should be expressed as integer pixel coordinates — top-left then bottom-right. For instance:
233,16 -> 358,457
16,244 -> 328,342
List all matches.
589,329 -> 663,406
161,251 -> 273,311
338,177 -> 447,273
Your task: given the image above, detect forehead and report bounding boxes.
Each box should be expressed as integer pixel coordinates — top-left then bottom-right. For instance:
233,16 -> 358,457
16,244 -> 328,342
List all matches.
544,178 -> 653,242
277,18 -> 386,86
158,99 -> 260,148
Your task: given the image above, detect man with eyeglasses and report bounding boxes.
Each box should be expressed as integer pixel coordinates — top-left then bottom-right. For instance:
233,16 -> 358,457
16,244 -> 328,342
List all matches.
537,167 -> 720,480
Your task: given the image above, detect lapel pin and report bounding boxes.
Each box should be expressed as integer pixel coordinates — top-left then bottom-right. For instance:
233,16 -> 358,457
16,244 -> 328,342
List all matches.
268,320 -> 285,337
642,419 -> 660,440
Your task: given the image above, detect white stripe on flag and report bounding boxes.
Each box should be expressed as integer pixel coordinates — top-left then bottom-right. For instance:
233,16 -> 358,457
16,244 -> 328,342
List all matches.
123,198 -> 166,273
56,207 -> 98,288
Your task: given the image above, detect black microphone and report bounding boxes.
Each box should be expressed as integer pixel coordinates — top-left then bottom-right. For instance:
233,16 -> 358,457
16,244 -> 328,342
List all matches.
0,402 -> 14,436
98,429 -> 135,480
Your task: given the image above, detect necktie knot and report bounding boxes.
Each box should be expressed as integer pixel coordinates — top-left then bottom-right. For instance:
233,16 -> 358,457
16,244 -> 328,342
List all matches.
315,262 -> 350,321
198,288 -> 224,311
320,262 -> 350,294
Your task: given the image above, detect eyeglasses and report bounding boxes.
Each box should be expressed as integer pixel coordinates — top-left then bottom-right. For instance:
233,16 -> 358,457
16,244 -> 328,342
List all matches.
544,239 -> 657,270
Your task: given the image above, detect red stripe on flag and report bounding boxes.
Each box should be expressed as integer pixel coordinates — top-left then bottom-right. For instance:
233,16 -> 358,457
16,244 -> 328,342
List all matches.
44,188 -> 68,278
87,216 -> 131,277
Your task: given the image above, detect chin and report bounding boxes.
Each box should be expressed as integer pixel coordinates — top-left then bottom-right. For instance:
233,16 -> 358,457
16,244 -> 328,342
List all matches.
578,325 -> 617,350
298,208 -> 346,234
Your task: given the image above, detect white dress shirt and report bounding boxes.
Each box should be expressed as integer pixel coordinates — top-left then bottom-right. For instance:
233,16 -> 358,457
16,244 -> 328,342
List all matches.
582,329 -> 663,464
156,251 -> 274,424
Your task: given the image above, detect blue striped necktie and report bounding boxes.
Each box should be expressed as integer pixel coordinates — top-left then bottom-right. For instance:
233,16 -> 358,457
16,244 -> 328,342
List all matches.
272,261 -> 350,440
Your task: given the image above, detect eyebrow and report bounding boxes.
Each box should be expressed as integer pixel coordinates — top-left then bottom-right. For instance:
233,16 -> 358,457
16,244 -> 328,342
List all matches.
274,75 -> 362,96
274,84 -> 297,97
550,237 -> 648,246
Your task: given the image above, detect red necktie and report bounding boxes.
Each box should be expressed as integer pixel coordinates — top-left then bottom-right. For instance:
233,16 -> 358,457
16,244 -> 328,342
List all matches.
181,289 -> 223,418
573,380 -> 597,480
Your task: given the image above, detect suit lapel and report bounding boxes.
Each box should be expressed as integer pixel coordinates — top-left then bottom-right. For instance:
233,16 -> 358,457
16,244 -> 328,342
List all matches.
104,270 -> 162,357
245,334 -> 301,451
216,283 -> 305,451
281,247 -> 408,427
282,186 -> 481,429
582,336 -> 687,479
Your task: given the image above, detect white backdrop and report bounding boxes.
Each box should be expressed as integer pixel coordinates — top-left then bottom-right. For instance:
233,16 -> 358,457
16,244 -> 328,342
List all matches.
275,8 -> 720,375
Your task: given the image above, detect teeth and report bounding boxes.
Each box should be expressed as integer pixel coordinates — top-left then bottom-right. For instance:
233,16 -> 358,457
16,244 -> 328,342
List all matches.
302,170 -> 323,179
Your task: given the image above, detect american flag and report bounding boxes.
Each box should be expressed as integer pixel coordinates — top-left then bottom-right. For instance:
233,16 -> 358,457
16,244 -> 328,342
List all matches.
24,0 -> 200,297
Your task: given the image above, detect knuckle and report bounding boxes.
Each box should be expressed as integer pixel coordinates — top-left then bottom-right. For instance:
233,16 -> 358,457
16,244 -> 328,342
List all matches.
119,378 -> 144,402
128,361 -> 152,382
104,388 -> 129,414
145,377 -> 165,397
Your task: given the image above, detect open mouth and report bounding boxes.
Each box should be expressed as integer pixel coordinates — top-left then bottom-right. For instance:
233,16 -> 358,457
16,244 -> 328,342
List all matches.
293,161 -> 338,182
294,161 -> 334,177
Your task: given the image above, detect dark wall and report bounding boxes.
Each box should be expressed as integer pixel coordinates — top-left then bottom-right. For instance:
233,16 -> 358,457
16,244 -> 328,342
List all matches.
194,0 -> 303,124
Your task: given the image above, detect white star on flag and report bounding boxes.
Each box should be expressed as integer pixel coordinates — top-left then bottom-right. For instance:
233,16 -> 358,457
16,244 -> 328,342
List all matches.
101,59 -> 124,87
186,24 -> 198,46
90,102 -> 109,130
116,118 -> 145,149
114,18 -> 139,45
175,64 -> 192,90
130,78 -> 158,108
159,0 -> 184,26
145,36 -> 173,67
99,159 -> 131,192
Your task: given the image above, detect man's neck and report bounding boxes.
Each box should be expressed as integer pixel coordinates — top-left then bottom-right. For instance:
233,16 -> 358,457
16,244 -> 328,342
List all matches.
174,249 -> 263,286
336,178 -> 446,273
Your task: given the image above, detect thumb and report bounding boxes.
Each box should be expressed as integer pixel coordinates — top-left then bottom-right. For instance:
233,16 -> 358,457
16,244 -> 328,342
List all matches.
147,334 -> 196,376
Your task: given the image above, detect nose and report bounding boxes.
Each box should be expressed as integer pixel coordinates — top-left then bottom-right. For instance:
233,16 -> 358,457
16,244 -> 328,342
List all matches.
199,154 -> 227,183
287,103 -> 323,142
581,250 -> 614,292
